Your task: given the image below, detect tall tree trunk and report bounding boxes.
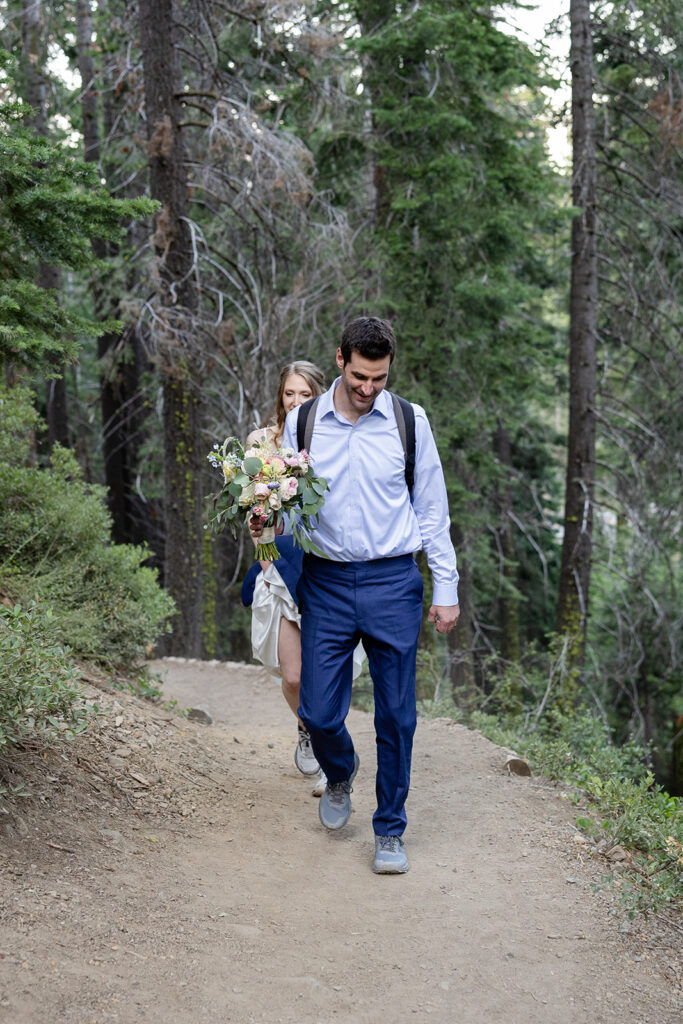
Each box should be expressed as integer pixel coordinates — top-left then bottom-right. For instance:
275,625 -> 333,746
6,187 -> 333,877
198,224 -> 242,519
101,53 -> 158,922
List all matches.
21,0 -> 70,447
20,0 -> 46,127
77,0 -> 152,547
556,0 -> 598,680
76,0 -> 99,162
672,715 -> 683,798
355,0 -> 394,227
448,522 -> 476,703
492,420 -> 520,665
139,0 -> 204,656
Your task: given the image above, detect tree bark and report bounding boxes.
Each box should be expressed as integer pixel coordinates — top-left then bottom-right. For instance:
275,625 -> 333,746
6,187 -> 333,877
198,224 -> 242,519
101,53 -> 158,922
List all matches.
77,0 -> 151,547
76,0 -> 99,162
672,715 -> 683,798
21,0 -> 70,447
448,522 -> 476,702
355,0 -> 395,226
556,0 -> 598,679
20,0 -> 46,128
139,0 -> 204,656
492,420 -> 521,665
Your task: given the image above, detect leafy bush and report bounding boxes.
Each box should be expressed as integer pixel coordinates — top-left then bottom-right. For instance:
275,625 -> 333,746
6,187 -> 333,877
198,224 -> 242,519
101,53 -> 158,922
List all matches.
0,385 -> 174,669
574,772 -> 683,917
0,603 -> 86,758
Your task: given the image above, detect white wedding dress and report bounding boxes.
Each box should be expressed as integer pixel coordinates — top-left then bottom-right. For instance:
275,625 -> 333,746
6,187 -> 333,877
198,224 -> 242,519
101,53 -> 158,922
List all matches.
251,562 -> 365,681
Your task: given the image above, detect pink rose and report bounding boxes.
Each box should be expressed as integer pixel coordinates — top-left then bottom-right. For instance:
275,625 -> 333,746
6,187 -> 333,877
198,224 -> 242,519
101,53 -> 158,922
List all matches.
254,482 -> 270,499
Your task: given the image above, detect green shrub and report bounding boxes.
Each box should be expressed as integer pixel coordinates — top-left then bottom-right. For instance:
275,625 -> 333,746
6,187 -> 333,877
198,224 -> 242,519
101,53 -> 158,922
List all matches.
0,603 -> 87,759
7,542 -> 175,668
0,385 -> 174,669
0,383 -> 38,464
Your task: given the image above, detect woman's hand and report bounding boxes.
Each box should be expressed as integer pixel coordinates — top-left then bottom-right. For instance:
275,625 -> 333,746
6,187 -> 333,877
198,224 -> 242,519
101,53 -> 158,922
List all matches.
249,514 -> 266,539
248,514 -> 284,539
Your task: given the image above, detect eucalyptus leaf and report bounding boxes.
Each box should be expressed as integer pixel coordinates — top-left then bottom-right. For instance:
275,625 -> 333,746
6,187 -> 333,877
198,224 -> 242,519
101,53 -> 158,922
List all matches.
242,457 -> 263,475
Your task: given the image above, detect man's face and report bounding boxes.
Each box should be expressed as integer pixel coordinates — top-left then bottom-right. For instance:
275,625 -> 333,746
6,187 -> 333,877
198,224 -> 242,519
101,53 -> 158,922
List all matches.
335,348 -> 391,416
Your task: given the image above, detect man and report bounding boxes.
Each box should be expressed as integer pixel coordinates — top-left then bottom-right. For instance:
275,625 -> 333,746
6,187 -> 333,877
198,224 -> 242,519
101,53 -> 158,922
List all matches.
256,317 -> 459,874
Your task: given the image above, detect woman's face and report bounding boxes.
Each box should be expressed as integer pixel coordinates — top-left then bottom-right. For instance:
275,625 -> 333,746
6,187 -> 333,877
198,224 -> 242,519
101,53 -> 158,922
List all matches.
281,373 -> 314,414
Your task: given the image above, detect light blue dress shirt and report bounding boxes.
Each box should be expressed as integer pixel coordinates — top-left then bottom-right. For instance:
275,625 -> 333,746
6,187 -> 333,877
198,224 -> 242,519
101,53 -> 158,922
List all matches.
283,379 -> 459,607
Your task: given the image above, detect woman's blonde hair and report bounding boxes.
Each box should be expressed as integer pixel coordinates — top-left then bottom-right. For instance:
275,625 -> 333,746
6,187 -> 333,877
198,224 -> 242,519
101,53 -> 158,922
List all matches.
275,361 -> 325,438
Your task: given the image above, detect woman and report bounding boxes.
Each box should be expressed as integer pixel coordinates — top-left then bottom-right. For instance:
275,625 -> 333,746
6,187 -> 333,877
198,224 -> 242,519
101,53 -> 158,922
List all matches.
241,362 -> 333,795
246,361 -> 324,453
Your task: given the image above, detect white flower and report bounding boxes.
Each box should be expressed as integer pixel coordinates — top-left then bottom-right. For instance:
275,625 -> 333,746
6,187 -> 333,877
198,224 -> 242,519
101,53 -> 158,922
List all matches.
223,460 -> 238,483
238,482 -> 256,507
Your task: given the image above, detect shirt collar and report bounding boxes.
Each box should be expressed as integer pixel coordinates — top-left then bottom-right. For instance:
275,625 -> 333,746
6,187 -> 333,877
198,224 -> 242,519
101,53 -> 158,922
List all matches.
320,378 -> 392,421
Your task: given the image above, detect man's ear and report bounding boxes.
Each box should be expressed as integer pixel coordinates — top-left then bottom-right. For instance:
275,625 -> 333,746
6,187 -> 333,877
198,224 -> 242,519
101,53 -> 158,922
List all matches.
335,347 -> 344,371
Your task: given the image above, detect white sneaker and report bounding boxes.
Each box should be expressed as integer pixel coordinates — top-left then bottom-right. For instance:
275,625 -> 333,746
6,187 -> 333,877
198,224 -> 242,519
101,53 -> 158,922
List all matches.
294,726 -> 319,775
311,769 -> 327,798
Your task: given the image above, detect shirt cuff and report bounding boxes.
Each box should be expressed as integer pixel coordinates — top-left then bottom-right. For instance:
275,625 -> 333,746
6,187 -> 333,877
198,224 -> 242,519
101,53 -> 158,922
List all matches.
431,583 -> 459,607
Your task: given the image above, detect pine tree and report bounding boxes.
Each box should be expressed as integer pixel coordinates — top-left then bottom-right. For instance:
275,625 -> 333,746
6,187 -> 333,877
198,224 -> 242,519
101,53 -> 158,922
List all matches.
0,51 -> 154,376
348,1 -> 564,689
586,0 -> 682,787
138,0 -> 205,657
556,0 -> 599,682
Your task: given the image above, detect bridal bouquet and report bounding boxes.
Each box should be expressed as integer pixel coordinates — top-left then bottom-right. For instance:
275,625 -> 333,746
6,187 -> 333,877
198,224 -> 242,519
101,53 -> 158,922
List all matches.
206,437 -> 328,560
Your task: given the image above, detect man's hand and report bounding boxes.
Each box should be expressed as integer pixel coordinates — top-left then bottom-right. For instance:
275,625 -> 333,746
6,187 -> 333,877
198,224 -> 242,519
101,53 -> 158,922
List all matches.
428,604 -> 459,635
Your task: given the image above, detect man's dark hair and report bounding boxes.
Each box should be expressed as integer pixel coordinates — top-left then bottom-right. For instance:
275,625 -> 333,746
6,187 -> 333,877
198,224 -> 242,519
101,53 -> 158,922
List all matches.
340,317 -> 396,364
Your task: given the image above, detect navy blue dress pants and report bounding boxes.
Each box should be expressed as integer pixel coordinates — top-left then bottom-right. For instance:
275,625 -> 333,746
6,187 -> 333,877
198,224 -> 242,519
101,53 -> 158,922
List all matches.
297,553 -> 423,836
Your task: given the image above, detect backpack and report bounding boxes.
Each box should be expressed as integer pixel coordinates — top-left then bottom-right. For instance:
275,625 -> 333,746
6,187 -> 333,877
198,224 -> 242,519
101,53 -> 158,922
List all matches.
296,391 -> 416,496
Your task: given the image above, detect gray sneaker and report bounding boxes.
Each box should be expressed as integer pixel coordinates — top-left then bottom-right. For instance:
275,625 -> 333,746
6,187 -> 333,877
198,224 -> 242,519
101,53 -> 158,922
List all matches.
372,835 -> 409,874
318,753 -> 359,830
294,727 -> 319,775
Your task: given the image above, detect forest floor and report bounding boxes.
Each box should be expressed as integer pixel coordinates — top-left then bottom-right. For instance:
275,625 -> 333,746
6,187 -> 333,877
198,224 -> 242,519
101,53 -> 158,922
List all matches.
0,657 -> 681,1024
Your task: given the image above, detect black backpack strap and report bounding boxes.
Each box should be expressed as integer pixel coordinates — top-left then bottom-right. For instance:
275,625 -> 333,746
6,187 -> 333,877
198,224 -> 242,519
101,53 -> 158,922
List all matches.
297,391 -> 415,495
296,396 -> 320,452
390,392 -> 416,497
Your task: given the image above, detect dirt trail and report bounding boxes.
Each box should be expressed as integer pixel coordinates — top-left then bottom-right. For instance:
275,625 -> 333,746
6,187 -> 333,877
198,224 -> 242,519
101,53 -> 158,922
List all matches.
1,657 -> 680,1024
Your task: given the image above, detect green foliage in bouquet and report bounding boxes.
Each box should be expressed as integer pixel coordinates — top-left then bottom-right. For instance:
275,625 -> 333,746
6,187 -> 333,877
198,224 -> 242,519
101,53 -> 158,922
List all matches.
206,437 -> 328,560
0,385 -> 175,669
